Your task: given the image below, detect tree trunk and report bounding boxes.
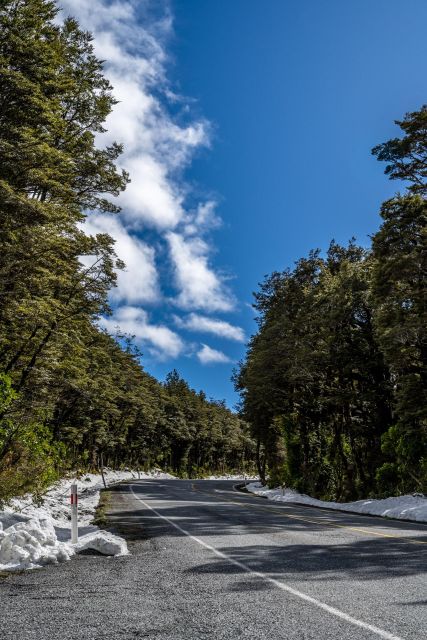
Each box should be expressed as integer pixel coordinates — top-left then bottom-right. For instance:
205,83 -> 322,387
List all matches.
100,452 -> 107,489
256,437 -> 266,484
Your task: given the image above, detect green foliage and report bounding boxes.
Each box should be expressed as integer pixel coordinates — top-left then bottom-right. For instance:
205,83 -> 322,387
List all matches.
236,244 -> 392,499
0,422 -> 64,506
0,375 -> 64,505
372,106 -> 427,197
371,195 -> 427,492
0,1 -> 254,502
236,105 -> 427,499
0,374 -> 16,413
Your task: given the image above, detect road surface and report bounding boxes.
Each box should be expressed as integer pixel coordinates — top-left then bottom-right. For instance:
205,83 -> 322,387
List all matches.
1,479 -> 426,639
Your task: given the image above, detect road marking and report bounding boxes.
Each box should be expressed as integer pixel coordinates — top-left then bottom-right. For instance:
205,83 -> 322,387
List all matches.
191,484 -> 427,547
130,484 -> 404,640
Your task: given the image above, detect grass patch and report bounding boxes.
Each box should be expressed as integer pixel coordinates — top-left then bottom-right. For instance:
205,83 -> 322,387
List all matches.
0,568 -> 27,580
92,488 -> 112,527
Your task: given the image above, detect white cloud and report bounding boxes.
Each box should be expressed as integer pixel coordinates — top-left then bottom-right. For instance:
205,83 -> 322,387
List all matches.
59,0 -> 239,359
194,201 -> 221,229
100,306 -> 184,360
84,215 -> 159,304
117,154 -> 184,229
60,0 -> 210,231
183,201 -> 221,236
197,344 -> 232,365
167,232 -> 234,312
174,313 -> 245,342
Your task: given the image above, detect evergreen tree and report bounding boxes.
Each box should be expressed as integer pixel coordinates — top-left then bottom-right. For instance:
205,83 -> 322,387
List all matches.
236,105 -> 427,498
0,1 -> 254,502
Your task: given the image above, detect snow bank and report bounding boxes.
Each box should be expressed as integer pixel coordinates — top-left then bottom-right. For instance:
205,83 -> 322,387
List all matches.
207,474 -> 258,480
0,468 -> 173,572
0,516 -> 71,570
3,469 -> 174,531
246,483 -> 427,523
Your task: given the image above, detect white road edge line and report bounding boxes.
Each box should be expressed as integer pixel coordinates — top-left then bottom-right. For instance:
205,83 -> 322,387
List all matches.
130,484 -> 404,640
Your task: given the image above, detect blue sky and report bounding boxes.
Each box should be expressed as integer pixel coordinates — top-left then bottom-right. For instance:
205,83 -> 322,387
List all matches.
61,0 -> 427,408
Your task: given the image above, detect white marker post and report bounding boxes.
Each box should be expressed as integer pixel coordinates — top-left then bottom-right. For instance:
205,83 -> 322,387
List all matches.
71,483 -> 78,544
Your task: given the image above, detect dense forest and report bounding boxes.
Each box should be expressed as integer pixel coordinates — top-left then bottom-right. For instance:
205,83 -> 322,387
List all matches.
235,107 -> 426,499
0,0 -> 254,504
1,1 -> 425,507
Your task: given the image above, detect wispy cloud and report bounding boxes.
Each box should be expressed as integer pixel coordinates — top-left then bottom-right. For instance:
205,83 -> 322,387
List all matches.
60,0 -> 237,359
60,0 -> 210,232
84,215 -> 160,304
100,306 -> 184,360
167,232 -> 234,312
183,201 -> 221,236
174,313 -> 245,342
197,344 -> 232,365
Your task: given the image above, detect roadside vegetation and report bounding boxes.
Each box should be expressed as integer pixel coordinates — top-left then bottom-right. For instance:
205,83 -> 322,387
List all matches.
1,1 -> 424,507
235,107 -> 427,499
0,0 -> 254,504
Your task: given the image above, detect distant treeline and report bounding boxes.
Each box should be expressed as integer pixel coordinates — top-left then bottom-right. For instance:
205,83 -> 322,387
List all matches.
0,0 -> 253,503
235,106 -> 426,499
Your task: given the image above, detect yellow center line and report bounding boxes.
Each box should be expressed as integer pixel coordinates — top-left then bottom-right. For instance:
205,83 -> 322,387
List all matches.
190,483 -> 427,547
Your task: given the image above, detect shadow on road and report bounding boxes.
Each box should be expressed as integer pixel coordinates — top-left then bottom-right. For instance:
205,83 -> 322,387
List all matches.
184,538 -> 425,583
105,480 -> 427,584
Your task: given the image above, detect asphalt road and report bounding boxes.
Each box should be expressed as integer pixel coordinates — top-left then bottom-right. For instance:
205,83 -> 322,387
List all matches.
2,479 -> 427,640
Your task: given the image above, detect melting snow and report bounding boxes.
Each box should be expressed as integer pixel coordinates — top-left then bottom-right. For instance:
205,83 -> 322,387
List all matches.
0,469 -> 173,572
246,483 -> 427,523
207,474 -> 258,480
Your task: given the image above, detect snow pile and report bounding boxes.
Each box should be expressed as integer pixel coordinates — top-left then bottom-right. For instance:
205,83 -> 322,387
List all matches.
74,530 -> 128,556
0,517 -> 127,571
0,468 -> 172,572
246,483 -> 427,523
0,516 -> 71,570
207,474 -> 258,480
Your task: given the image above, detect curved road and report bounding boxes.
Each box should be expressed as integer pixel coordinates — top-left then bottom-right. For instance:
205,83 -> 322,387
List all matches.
2,479 -> 427,639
